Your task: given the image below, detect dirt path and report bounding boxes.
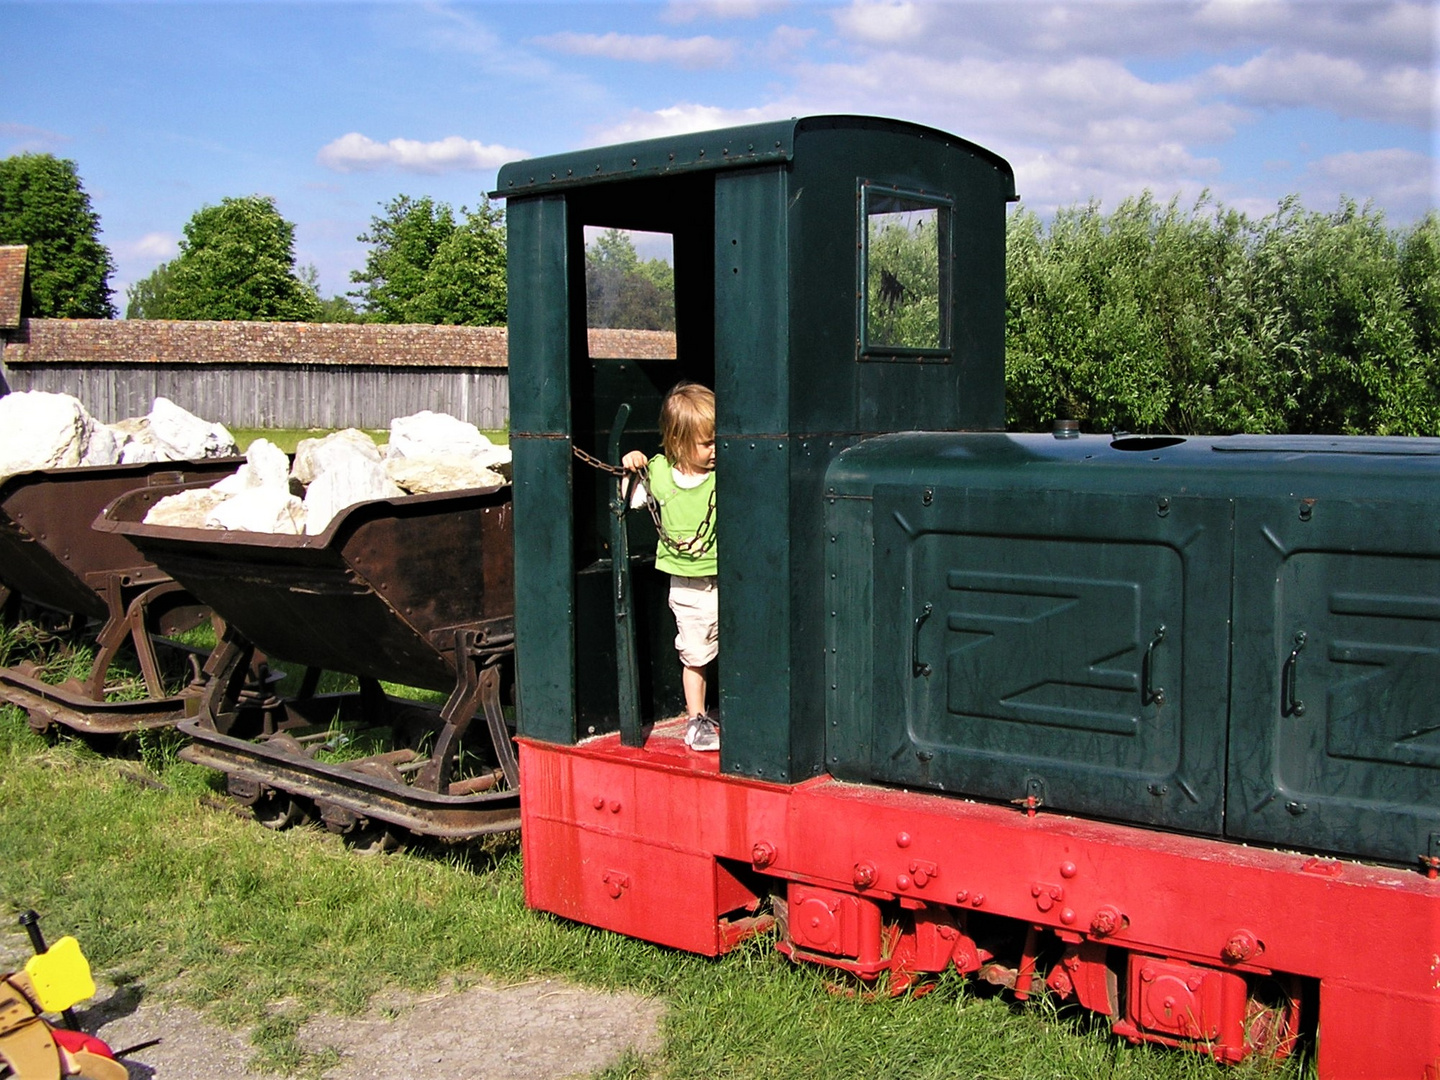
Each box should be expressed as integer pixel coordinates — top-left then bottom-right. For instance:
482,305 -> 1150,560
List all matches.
3,931 -> 664,1079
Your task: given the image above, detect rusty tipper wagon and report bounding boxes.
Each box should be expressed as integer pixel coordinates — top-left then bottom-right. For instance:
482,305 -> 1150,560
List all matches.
0,458 -> 238,734
498,115 -> 1440,1076
99,479 -> 518,846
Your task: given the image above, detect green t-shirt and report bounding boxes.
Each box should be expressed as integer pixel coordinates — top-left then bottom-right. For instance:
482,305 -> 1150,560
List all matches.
647,455 -> 717,577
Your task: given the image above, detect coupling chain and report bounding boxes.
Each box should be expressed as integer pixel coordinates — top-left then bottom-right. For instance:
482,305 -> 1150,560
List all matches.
572,444 -> 716,557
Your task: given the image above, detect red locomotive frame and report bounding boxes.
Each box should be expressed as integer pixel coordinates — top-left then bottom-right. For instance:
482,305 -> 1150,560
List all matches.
521,724 -> 1440,1079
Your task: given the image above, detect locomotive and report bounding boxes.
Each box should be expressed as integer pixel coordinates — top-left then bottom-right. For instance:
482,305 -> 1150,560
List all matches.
497,115 -> 1440,1077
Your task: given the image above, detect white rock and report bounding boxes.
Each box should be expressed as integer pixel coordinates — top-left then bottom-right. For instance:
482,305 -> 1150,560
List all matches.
80,418 -> 119,466
304,457 -> 405,534
212,438 -> 290,495
386,411 -> 493,461
142,488 -> 231,528
110,418 -> 165,464
292,428 -> 381,486
147,397 -> 238,460
0,391 -> 118,475
385,455 -> 506,495
205,487 -> 306,535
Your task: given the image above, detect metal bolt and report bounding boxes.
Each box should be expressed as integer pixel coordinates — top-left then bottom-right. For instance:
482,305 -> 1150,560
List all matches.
1089,905 -> 1123,938
1222,930 -> 1259,963
852,862 -> 876,889
751,841 -> 776,869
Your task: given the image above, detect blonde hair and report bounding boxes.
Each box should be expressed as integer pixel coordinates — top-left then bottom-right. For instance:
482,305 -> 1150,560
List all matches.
659,381 -> 715,472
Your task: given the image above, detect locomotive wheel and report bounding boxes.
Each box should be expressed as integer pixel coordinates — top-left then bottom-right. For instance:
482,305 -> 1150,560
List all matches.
250,789 -> 311,830
345,823 -> 406,856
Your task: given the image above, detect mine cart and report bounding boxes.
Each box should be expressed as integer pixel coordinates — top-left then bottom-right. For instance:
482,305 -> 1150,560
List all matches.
0,459 -> 239,734
98,479 -> 518,846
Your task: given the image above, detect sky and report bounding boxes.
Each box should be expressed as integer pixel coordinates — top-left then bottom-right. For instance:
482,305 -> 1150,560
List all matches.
2,0 -> 1435,308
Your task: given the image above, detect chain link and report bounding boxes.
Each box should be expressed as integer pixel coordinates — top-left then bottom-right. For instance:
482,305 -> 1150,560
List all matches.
572,445 -> 716,557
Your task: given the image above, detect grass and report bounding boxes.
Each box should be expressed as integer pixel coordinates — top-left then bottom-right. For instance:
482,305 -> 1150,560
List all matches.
0,698 -> 1311,1080
0,595 -> 1306,1080
230,426 -> 509,455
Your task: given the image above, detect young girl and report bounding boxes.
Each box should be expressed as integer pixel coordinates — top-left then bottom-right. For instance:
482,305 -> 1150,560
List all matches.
622,382 -> 718,751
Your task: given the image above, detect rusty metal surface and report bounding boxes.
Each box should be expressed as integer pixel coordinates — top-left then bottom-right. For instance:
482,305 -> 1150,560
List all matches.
177,716 -> 520,839
0,664 -> 193,733
0,460 -> 239,619
98,482 -> 513,692
99,480 -> 521,841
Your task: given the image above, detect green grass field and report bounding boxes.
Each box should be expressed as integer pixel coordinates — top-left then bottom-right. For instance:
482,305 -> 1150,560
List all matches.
0,698 -> 1308,1079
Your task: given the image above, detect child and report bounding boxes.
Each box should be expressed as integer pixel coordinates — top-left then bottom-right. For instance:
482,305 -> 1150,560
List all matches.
622,382 -> 718,751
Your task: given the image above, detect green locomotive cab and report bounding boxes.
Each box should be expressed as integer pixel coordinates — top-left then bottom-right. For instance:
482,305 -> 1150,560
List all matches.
500,116 -> 1015,781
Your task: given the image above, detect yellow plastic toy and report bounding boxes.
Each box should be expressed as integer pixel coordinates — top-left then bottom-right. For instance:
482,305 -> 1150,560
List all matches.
24,937 -> 97,1016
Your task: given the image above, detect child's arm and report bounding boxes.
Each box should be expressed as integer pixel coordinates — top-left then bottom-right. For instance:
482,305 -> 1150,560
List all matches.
621,450 -> 648,471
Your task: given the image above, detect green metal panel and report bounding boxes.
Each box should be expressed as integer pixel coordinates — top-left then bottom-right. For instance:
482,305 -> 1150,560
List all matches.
507,197 -> 571,436
714,167 -> 789,435
864,484 -> 1231,833
1228,498 -> 1440,865
716,436 -> 793,780
508,193 -> 578,743
786,123 -> 1011,438
512,433 -> 576,742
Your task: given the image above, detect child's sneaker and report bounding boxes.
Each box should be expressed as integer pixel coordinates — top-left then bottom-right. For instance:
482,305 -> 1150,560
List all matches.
685,714 -> 719,752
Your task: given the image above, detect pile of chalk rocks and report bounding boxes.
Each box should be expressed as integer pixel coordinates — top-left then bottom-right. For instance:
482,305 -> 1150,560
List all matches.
143,411 -> 510,535
0,390 -> 237,475
0,389 -> 509,536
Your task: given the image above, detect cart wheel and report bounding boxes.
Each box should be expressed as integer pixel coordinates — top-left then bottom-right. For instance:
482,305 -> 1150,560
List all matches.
251,789 -> 309,830
346,824 -> 406,856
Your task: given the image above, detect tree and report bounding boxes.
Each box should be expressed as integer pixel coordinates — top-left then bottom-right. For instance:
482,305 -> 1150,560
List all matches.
125,259 -> 178,319
349,195 -> 506,325
585,228 -> 674,331
0,153 -> 115,317
1003,193 -> 1439,437
136,195 -> 320,321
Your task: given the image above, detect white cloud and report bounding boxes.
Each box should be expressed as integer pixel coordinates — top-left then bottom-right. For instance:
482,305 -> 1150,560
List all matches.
1303,147 -> 1436,218
833,1 -> 930,45
120,233 -> 180,261
591,103 -> 798,144
663,0 -> 790,22
1207,48 -> 1433,127
765,24 -> 817,58
316,133 -> 528,174
534,31 -> 735,69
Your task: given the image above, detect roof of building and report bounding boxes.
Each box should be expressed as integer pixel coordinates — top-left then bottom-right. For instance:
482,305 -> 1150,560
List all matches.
1,319 -> 675,368
0,246 -> 27,330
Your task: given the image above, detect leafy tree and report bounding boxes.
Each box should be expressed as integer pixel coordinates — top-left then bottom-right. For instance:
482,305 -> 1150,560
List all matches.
299,265 -> 363,323
585,228 -> 674,331
0,153 -> 115,317
350,195 -> 506,325
125,259 -> 178,319
132,195 -> 320,321
1003,194 -> 1439,437
867,210 -> 943,349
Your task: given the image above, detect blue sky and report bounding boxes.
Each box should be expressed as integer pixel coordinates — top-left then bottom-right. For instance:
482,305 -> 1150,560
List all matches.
2,1 -> 1434,307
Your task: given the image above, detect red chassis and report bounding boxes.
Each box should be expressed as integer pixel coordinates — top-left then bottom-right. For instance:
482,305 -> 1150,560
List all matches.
520,724 -> 1440,1079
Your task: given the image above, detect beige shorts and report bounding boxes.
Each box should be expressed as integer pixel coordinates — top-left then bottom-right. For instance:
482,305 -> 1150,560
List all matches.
668,574 -> 718,668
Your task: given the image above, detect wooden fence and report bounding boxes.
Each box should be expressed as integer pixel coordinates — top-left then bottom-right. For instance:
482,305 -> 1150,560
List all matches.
0,320 -> 675,431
